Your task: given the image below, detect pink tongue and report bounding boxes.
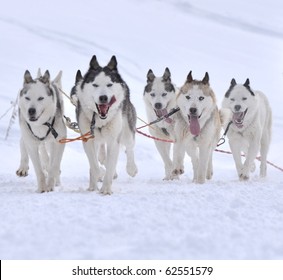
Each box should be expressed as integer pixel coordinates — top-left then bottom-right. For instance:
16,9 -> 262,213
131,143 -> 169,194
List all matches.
189,115 -> 200,136
98,104 -> 109,116
156,108 -> 173,123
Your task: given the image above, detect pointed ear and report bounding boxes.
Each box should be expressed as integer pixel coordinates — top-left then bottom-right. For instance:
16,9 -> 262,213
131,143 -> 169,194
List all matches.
90,55 -> 100,70
53,71 -> 62,88
107,55 -> 117,71
75,70 -> 83,84
41,70 -> 50,84
147,69 -> 155,83
243,78 -> 255,96
202,72 -> 209,85
225,78 -> 237,98
37,68 -> 42,78
186,71 -> 193,83
244,78 -> 250,87
231,78 -> 237,86
24,70 -> 34,84
162,67 -> 171,82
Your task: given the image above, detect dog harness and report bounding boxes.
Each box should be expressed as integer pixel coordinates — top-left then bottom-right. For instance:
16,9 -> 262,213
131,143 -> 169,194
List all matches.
26,117 -> 58,141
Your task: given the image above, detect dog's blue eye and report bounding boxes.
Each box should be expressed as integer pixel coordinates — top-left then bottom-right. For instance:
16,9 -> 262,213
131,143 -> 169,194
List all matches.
150,93 -> 155,97
199,96 -> 204,101
93,84 -> 99,87
38,97 -> 44,101
162,92 -> 167,97
186,96 -> 190,100
107,83 -> 113,87
242,97 -> 247,101
25,97 -> 30,101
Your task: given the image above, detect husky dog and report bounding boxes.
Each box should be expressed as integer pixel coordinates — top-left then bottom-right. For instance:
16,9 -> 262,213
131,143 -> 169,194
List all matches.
221,78 -> 272,180
16,69 -> 66,192
72,55 -> 138,194
172,71 -> 221,184
143,68 -> 178,179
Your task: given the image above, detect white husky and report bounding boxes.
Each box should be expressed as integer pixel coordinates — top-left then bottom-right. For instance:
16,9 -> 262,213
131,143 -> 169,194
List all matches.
221,78 -> 272,180
173,71 -> 221,183
72,55 -> 138,195
16,69 -> 66,192
143,68 -> 178,179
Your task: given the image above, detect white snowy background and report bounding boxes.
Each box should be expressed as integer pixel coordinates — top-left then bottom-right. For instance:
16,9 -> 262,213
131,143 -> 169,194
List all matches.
0,0 -> 283,259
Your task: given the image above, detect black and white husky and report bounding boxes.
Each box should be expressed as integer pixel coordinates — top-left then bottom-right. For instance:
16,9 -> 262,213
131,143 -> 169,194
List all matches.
221,78 -> 272,180
72,55 -> 138,194
143,68 -> 178,179
16,69 -> 66,192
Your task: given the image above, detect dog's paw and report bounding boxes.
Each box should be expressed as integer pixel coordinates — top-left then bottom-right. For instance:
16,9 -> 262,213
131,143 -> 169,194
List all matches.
16,166 -> 29,177
100,185 -> 113,195
239,173 -> 249,181
196,176 -> 205,184
168,174 -> 179,180
127,163 -> 138,177
239,166 -> 250,181
87,186 -> 99,192
206,171 -> 213,180
171,168 -> 184,176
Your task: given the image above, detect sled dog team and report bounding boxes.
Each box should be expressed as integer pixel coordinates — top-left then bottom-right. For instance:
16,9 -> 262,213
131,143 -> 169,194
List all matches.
16,55 -> 272,194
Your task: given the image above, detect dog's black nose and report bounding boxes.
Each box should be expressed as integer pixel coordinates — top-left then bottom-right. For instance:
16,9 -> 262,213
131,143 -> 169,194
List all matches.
189,107 -> 197,115
234,105 -> 241,111
28,108 -> 36,116
154,103 -> 162,110
99,95 -> 108,103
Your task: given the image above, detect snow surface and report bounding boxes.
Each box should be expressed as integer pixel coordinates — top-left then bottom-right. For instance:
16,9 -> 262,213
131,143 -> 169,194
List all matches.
0,0 -> 283,259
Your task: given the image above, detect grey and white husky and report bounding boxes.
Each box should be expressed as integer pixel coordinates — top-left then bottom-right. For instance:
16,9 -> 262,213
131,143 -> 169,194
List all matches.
71,55 -> 138,194
16,69 -> 66,192
221,78 -> 272,180
173,72 -> 221,184
143,68 -> 178,179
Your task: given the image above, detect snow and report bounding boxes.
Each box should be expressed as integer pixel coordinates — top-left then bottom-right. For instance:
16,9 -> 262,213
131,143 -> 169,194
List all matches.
0,0 -> 283,260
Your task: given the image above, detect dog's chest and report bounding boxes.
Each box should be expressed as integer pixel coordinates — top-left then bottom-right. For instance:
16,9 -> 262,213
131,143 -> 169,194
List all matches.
94,115 -> 123,140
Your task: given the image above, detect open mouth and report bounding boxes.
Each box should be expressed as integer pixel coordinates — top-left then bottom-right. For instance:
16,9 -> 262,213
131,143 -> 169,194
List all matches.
154,108 -> 173,124
232,108 -> 248,128
187,113 -> 202,136
28,110 -> 44,122
96,96 -> 116,119
29,116 -> 39,122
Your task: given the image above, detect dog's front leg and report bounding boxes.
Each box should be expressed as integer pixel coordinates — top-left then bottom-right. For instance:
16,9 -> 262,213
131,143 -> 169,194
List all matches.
229,137 -> 243,178
171,140 -> 185,179
25,142 -> 46,192
100,140 -> 120,195
197,145 -> 211,184
83,140 -> 100,192
46,141 -> 65,191
16,137 -> 29,177
241,137 -> 261,180
154,140 -> 173,180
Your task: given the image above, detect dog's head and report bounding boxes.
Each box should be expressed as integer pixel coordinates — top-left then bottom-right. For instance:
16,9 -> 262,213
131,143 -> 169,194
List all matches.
143,68 -> 176,119
19,70 -> 57,125
177,71 -> 216,136
222,78 -> 255,128
77,55 -> 126,120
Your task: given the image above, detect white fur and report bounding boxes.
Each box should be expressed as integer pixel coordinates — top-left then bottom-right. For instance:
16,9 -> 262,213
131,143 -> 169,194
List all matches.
17,70 -> 66,192
143,69 -> 178,179
221,81 -> 272,180
173,73 -> 221,184
76,58 -> 137,195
